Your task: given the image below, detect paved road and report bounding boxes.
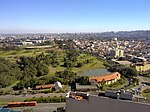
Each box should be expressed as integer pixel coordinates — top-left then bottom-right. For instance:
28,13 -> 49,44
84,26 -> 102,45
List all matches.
0,93 -> 66,100
0,93 -> 66,106
137,76 -> 150,83
132,76 -> 150,93
5,103 -> 66,112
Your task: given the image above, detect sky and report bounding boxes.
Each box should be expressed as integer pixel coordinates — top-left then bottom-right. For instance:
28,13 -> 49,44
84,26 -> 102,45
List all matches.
0,0 -> 150,33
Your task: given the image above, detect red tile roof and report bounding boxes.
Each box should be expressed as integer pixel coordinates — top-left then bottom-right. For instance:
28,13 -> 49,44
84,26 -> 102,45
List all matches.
35,84 -> 54,89
89,72 -> 121,82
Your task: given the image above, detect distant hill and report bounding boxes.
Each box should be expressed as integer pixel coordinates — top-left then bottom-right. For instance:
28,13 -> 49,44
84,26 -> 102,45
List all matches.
1,30 -> 150,40
99,30 -> 150,39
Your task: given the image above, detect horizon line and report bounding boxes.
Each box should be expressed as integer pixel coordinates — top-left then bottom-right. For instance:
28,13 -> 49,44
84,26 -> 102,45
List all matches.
0,30 -> 150,34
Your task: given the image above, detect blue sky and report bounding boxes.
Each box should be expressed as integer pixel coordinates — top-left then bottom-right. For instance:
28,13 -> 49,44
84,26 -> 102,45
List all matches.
0,0 -> 150,33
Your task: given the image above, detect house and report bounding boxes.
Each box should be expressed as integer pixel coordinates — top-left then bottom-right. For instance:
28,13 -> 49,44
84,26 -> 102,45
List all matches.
89,72 -> 121,85
35,84 -> 54,90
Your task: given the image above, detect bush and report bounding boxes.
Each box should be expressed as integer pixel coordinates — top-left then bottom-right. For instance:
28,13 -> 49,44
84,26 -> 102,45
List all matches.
143,89 -> 150,93
40,89 -> 53,94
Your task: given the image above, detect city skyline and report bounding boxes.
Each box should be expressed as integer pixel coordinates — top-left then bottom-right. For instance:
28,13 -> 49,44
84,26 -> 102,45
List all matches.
0,0 -> 150,33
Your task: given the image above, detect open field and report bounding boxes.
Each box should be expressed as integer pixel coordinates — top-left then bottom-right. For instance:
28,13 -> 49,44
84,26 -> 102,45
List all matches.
73,54 -> 104,72
47,53 -> 105,75
0,49 -> 49,61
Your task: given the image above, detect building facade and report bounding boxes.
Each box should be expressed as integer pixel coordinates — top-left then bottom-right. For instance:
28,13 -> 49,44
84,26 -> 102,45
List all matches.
133,63 -> 150,72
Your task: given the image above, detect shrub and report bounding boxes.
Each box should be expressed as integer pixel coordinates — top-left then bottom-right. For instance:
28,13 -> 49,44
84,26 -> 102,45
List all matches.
143,89 -> 150,93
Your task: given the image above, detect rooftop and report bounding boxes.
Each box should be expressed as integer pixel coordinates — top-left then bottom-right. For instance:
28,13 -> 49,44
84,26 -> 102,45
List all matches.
89,72 -> 121,82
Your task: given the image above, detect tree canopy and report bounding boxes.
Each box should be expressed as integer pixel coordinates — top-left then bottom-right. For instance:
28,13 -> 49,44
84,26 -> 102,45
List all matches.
0,58 -> 22,88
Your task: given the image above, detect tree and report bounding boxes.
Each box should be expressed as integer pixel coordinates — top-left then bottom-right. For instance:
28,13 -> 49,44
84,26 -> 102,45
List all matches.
76,62 -> 83,67
0,58 -> 22,88
22,65 -> 37,78
63,59 -> 75,68
63,50 -> 79,68
120,67 -> 138,78
76,76 -> 90,85
55,69 -> 77,84
36,63 -> 49,77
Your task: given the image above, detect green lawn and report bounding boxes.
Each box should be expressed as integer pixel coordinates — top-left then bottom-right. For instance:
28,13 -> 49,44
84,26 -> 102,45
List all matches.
0,49 -> 48,61
47,53 -> 105,76
73,53 -> 104,73
48,66 -> 65,76
142,89 -> 150,99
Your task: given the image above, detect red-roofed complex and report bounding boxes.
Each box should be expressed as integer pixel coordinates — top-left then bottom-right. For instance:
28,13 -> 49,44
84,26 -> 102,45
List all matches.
35,84 -> 54,90
89,72 -> 121,85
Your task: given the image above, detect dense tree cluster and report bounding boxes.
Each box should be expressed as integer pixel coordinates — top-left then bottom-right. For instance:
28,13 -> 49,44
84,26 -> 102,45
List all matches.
55,69 -> 77,84
104,61 -> 138,78
63,50 -> 79,68
14,52 -> 60,90
0,45 -> 21,51
17,53 -> 49,79
14,50 -> 78,89
76,76 -> 90,85
14,69 -> 77,90
0,58 -> 22,88
1,49 -> 93,90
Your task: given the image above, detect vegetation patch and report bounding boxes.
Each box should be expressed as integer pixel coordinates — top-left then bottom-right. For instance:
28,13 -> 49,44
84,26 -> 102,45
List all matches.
0,48 -> 105,92
24,96 -> 66,103
142,88 -> 150,99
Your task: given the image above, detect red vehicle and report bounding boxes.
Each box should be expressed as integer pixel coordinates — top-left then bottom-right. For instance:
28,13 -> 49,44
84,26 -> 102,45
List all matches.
7,101 -> 37,107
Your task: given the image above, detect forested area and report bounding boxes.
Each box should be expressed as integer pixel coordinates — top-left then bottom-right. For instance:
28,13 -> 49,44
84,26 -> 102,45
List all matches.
0,58 -> 22,88
0,49 -> 94,90
104,61 -> 138,78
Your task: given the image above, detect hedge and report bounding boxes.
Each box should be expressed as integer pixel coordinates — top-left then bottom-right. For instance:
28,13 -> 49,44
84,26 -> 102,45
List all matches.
24,96 -> 66,103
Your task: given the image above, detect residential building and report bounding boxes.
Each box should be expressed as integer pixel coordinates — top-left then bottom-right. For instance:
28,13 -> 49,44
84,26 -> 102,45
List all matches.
133,62 -> 150,72
110,48 -> 124,57
89,72 -> 121,85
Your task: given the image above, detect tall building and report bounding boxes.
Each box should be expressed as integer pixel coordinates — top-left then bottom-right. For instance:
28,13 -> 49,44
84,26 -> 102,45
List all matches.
110,37 -> 124,58
110,43 -> 124,57
110,48 -> 124,57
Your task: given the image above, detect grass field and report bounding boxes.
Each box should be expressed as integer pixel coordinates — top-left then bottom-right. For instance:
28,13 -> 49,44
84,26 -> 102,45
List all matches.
46,53 -> 104,76
0,48 -> 105,77
0,49 -> 49,62
142,89 -> 150,99
73,54 -> 104,73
